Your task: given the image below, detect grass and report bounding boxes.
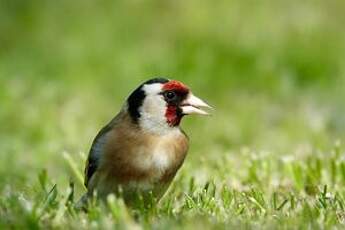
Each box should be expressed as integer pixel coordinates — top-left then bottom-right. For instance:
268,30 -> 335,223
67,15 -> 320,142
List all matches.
1,0 -> 345,229
2,146 -> 345,229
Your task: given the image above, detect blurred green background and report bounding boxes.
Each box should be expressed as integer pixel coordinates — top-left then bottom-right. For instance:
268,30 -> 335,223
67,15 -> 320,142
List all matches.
1,0 -> 345,196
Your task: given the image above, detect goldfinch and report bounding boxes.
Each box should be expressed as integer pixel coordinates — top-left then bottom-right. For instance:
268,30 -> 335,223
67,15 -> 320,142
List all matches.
81,78 -> 211,207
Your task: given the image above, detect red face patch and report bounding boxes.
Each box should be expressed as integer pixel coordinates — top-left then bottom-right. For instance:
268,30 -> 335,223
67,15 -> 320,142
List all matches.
162,80 -> 189,94
163,80 -> 189,127
165,105 -> 182,127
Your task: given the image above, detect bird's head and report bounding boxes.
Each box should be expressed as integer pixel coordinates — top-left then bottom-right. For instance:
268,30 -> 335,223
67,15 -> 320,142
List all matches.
126,78 -> 211,134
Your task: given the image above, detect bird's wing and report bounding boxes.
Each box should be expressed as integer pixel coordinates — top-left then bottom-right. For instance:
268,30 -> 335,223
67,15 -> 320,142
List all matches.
84,116 -> 119,187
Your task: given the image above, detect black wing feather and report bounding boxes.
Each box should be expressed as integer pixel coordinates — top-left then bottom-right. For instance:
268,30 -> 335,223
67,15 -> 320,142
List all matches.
84,123 -> 113,187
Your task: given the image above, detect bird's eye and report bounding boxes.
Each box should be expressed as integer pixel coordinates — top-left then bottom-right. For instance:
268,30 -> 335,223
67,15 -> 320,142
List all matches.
165,91 -> 176,100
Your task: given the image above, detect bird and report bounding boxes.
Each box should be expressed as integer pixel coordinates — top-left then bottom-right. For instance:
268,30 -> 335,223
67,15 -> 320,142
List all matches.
79,77 -> 211,208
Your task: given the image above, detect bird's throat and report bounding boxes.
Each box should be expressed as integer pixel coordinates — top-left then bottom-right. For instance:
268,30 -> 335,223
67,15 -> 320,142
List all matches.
165,105 -> 183,127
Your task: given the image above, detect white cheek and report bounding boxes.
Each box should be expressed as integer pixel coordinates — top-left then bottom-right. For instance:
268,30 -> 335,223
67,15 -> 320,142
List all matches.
141,95 -> 166,119
139,95 -> 171,135
139,83 -> 178,135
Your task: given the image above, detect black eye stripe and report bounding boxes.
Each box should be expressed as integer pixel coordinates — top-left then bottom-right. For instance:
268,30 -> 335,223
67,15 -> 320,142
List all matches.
163,90 -> 189,105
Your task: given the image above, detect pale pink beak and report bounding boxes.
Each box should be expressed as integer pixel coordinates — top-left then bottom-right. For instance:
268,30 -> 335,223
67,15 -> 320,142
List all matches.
181,93 -> 212,115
